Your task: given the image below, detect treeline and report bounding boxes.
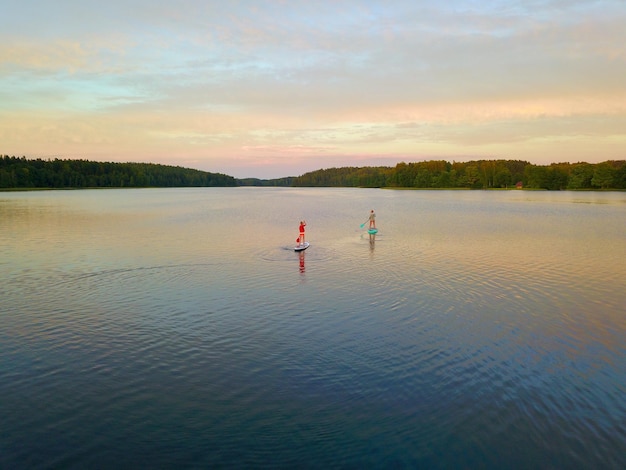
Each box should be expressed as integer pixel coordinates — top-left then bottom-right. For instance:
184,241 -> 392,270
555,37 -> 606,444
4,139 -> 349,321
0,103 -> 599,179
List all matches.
4,155 -> 625,190
292,159 -> 626,190
237,176 -> 296,186
293,166 -> 389,188
1,156 -> 236,188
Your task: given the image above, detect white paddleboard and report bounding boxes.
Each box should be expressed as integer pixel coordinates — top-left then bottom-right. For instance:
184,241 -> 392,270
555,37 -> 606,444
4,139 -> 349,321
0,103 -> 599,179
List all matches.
294,242 -> 310,252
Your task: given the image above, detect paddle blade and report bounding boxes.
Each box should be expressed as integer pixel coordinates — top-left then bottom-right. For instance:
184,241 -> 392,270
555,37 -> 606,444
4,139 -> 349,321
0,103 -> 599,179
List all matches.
360,223 -> 365,228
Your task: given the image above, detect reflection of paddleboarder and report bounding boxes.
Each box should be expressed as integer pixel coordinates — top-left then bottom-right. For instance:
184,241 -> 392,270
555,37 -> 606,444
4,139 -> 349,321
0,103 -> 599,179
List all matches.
299,251 -> 305,273
368,210 -> 376,229
299,220 -> 306,245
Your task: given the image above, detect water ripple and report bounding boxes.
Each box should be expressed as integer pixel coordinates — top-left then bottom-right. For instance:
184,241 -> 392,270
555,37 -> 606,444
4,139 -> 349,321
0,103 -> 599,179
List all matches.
2,189 -> 625,468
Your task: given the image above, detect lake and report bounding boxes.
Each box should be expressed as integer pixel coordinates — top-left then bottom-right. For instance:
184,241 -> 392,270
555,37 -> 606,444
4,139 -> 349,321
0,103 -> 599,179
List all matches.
1,188 -> 625,469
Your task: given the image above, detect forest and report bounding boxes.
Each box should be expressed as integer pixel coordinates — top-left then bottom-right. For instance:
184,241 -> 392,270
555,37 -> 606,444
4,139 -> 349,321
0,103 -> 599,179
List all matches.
0,156 -> 236,188
291,159 -> 626,190
2,155 -> 625,190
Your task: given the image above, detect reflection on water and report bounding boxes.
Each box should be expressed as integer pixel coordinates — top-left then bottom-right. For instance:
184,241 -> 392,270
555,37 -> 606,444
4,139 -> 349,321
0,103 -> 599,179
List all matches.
298,251 -> 306,274
1,188 -> 625,468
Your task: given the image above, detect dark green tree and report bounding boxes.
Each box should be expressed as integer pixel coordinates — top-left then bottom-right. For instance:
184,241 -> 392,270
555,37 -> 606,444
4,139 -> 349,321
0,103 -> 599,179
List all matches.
591,162 -> 616,189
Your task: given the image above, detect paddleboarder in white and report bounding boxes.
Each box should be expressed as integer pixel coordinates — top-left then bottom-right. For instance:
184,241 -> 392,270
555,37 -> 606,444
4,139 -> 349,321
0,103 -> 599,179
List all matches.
368,210 -> 376,229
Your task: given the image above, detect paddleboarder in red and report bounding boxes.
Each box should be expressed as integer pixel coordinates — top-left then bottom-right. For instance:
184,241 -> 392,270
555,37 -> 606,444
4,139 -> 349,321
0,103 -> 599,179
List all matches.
299,220 -> 306,245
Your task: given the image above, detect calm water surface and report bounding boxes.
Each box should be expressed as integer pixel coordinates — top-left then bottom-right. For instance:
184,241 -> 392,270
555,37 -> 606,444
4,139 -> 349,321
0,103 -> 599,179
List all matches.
1,188 -> 625,468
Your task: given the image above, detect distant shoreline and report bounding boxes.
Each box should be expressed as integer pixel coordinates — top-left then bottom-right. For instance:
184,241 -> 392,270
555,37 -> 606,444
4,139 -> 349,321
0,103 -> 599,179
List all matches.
3,156 -> 625,191
3,186 -> 625,193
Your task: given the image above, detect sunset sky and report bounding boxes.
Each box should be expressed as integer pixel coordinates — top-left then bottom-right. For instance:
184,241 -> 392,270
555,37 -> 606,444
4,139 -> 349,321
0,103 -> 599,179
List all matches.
2,1 -> 625,178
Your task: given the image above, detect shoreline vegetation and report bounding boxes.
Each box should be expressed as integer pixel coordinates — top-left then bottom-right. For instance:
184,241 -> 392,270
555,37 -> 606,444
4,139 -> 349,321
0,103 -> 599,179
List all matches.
2,155 -> 625,190
1,156 -> 236,189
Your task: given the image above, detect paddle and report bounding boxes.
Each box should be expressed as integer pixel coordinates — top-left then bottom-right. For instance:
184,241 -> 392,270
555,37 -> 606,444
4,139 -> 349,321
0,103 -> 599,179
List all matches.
360,220 -> 368,229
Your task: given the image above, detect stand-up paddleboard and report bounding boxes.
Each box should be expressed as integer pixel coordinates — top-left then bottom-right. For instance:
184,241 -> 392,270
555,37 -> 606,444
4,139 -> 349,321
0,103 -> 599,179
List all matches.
367,228 -> 378,234
294,242 -> 310,252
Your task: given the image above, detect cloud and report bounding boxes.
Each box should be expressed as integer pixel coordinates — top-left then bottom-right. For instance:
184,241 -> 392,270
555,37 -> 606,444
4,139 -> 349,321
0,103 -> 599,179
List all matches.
1,0 -> 625,178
